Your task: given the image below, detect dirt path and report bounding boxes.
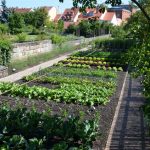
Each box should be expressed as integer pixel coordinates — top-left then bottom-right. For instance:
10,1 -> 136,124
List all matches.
0,47 -> 88,82
106,75 -> 150,150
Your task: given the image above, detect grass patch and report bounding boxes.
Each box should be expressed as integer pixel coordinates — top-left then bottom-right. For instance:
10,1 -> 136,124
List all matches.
8,43 -> 86,74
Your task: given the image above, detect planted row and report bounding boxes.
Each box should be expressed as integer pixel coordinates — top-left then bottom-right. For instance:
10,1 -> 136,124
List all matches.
73,51 -> 123,59
30,67 -> 117,79
0,107 -> 99,149
55,63 -> 123,71
24,74 -> 116,89
0,82 -> 115,105
69,56 -> 120,62
62,58 -> 124,66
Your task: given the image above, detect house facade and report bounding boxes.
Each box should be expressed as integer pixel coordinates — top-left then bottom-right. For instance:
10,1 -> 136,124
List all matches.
42,6 -> 57,21
100,12 -> 118,25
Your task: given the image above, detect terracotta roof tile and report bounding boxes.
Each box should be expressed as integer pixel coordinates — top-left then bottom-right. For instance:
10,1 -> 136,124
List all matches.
54,14 -> 62,22
102,12 -> 115,21
62,7 -> 79,21
13,8 -> 32,13
64,22 -> 74,29
41,6 -> 53,11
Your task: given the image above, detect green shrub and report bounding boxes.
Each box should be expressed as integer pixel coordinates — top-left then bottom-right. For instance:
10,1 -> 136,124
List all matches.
0,23 -> 9,34
110,25 -> 127,39
31,27 -> 40,35
93,38 -> 134,51
50,34 -> 65,45
16,33 -> 27,43
0,39 -> 12,65
0,107 -> 99,149
36,33 -> 47,41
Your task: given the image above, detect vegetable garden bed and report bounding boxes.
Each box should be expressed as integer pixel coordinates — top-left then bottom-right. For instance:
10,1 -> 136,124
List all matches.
0,51 -> 127,149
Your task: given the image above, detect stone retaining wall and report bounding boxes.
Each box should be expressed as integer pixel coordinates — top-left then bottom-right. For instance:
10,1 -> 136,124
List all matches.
0,66 -> 8,78
12,40 -> 53,60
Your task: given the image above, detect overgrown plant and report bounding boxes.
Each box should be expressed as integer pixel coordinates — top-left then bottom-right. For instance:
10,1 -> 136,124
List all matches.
0,39 -> 12,66
0,106 -> 100,149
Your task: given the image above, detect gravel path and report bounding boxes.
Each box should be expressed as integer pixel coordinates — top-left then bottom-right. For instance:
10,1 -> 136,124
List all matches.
0,47 -> 88,82
108,75 -> 150,150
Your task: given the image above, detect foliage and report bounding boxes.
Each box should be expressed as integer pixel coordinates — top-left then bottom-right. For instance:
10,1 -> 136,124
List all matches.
65,20 -> 111,37
110,25 -> 127,39
0,0 -> 10,23
0,81 -> 115,105
58,55 -> 126,71
122,1 -> 150,131
125,7 -> 150,84
0,39 -> 12,65
46,21 -> 55,32
24,8 -> 48,29
65,24 -> 77,35
38,67 -> 117,78
8,11 -> 25,34
24,74 -> 116,88
50,34 -> 66,45
0,23 -> 9,34
31,27 -> 40,35
36,33 -> 47,41
0,106 -> 99,149
16,33 -> 27,43
93,38 -> 134,51
78,20 -> 93,37
57,20 -> 64,33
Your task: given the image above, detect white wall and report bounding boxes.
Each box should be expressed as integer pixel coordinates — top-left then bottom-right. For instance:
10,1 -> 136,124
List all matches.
111,14 -> 118,26
100,10 -> 107,20
73,11 -> 81,22
48,7 -> 57,21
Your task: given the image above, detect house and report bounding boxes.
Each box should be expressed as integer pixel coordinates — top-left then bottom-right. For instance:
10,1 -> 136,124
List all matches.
42,6 -> 57,21
12,7 -> 33,13
54,14 -> 62,22
100,11 -> 119,25
78,8 -> 102,21
108,6 -> 132,22
61,8 -> 80,22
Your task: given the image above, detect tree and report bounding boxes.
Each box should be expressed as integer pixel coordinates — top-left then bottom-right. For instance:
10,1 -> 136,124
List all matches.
31,8 -> 48,29
0,39 -> 12,66
78,20 -> 92,37
65,24 -> 77,34
57,20 -> 64,33
123,4 -> 150,97
8,11 -> 25,34
111,25 -> 127,39
23,8 -> 48,29
0,0 -> 10,23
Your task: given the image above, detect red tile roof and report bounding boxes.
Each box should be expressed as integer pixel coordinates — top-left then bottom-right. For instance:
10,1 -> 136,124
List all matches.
41,6 -> 53,11
13,8 -> 32,13
54,14 -> 62,22
64,22 -> 74,29
64,21 -> 79,29
62,8 -> 79,21
102,12 -> 115,21
78,11 -> 102,20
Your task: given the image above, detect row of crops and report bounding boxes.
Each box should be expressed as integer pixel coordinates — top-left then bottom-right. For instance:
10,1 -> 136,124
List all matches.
0,50 -> 127,149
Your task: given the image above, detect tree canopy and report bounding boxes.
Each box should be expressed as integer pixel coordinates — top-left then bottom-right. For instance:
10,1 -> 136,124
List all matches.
0,0 -> 10,23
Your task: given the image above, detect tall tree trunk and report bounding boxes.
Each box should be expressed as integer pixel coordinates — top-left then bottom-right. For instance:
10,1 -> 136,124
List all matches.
132,0 -> 150,22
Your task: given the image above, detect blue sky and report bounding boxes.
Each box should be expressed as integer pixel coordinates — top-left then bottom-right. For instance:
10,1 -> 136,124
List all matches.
6,0 -> 129,13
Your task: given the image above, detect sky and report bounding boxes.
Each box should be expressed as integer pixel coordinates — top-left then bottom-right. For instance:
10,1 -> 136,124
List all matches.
6,0 -> 129,13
